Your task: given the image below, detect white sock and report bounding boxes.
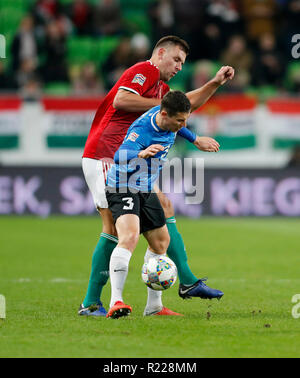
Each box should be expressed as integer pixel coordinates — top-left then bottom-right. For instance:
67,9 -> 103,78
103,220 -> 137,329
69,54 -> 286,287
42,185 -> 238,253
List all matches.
109,247 -> 132,308
144,248 -> 165,315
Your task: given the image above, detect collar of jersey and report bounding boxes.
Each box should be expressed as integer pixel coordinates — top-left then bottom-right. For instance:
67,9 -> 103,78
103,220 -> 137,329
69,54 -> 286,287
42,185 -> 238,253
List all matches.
147,59 -> 159,70
151,110 -> 167,133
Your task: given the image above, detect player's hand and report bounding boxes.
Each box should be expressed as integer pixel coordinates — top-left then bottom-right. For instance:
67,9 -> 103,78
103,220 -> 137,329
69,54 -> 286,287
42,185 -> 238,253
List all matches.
138,144 -> 165,158
193,136 -> 220,152
213,66 -> 235,86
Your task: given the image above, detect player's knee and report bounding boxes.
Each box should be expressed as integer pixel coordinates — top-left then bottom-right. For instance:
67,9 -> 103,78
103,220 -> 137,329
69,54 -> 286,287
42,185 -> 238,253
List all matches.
153,240 -> 169,254
119,231 -> 139,252
162,232 -> 170,252
160,240 -> 170,253
99,208 -> 118,237
152,231 -> 170,253
102,223 -> 117,237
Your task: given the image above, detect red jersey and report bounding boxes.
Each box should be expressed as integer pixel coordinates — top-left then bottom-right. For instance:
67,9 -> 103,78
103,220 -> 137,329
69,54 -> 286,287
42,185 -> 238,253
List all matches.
83,60 -> 170,160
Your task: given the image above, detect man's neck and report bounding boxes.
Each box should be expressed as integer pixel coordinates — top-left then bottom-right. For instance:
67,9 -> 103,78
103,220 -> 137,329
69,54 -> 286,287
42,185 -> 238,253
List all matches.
155,113 -> 167,131
149,55 -> 167,81
148,57 -> 161,76
148,57 -> 158,66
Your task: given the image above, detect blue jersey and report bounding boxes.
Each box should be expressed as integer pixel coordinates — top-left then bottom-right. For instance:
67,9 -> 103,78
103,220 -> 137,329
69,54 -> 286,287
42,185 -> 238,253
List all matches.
106,106 -> 176,192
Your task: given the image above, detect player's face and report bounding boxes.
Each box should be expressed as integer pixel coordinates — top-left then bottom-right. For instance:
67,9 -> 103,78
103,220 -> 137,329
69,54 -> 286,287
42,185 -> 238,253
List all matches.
158,45 -> 187,82
161,111 -> 190,133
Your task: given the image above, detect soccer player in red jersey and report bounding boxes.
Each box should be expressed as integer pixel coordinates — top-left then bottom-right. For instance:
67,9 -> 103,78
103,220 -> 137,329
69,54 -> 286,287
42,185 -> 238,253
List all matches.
79,36 -> 234,316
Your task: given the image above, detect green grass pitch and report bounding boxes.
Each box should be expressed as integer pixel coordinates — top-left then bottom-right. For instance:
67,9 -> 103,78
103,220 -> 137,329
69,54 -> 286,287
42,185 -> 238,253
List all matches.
0,216 -> 300,358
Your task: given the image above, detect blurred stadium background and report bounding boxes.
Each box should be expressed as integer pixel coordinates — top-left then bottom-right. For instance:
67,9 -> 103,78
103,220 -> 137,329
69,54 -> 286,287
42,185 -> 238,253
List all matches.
0,0 -> 300,217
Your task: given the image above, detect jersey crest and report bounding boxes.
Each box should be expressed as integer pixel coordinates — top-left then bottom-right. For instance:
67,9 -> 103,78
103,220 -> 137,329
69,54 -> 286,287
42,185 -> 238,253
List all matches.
132,73 -> 146,86
127,131 -> 139,142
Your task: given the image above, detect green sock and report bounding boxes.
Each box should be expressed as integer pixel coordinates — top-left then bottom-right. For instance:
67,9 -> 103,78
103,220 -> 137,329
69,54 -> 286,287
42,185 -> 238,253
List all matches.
83,232 -> 118,307
166,216 -> 198,286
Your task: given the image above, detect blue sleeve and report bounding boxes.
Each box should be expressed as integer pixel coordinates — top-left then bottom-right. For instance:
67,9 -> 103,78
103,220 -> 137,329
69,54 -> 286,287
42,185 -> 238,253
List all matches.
177,127 -> 196,143
114,148 -> 139,163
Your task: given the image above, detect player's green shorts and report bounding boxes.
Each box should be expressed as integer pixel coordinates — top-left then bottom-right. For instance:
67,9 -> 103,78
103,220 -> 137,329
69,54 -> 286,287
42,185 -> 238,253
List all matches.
105,189 -> 166,234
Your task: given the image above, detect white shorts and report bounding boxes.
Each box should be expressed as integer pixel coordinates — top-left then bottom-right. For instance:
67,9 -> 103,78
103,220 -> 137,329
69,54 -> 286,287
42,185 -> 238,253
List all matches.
82,157 -> 113,209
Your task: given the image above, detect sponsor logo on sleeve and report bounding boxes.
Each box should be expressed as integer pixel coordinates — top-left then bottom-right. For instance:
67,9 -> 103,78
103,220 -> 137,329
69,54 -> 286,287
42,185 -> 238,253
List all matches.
132,73 -> 146,86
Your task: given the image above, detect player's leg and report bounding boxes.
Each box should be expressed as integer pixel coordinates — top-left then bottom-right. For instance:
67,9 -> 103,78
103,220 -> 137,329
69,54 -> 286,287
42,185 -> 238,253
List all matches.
106,213 -> 139,318
154,184 -> 197,285
141,193 -> 183,316
143,226 -> 183,316
81,208 -> 117,308
154,185 -> 224,300
105,191 -> 141,318
79,158 -> 117,316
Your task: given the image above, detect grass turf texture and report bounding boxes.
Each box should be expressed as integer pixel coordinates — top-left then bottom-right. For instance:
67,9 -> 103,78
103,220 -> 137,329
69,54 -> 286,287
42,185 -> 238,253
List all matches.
0,216 -> 300,358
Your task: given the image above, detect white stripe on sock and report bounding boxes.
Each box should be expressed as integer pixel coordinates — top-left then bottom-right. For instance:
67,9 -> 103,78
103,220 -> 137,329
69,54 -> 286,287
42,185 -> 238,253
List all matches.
101,233 -> 118,243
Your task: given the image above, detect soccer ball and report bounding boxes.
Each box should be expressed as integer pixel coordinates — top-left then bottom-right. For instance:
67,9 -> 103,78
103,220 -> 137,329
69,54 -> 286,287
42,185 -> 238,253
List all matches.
142,256 -> 177,291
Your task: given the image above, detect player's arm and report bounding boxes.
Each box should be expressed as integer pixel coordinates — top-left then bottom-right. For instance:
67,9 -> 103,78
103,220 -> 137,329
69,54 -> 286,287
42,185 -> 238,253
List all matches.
115,144 -> 164,162
113,64 -> 162,112
178,127 -> 220,152
138,144 -> 164,158
113,89 -> 161,113
186,66 -> 235,112
114,148 -> 139,163
193,135 -> 220,152
114,125 -> 164,162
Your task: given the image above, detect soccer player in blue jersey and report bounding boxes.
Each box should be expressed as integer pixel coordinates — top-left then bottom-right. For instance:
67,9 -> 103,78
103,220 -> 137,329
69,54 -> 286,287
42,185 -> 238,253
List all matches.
105,91 -> 223,319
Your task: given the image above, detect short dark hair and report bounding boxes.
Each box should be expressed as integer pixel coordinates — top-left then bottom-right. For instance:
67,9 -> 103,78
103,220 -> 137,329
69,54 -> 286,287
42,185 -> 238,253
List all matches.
153,36 -> 190,56
161,91 -> 191,117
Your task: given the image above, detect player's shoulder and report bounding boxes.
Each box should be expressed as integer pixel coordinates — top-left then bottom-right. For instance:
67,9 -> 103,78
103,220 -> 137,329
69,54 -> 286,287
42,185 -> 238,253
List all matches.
131,106 -> 160,130
147,105 -> 161,117
139,105 -> 160,123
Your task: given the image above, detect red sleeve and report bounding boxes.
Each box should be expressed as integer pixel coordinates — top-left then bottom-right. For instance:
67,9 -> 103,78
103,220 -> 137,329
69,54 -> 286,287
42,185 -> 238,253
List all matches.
118,62 -> 160,96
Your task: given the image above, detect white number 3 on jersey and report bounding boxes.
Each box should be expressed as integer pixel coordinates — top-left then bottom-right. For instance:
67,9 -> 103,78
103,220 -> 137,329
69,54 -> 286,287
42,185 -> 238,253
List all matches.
122,197 -> 134,210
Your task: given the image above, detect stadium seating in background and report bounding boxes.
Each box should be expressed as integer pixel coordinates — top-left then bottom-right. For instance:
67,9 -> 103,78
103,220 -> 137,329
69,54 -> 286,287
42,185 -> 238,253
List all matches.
168,62 -> 194,92
0,7 -> 25,36
119,0 -> 154,37
119,0 -> 154,12
0,0 -> 34,11
1,0 -> 299,98
122,10 -> 152,38
284,62 -> 300,93
243,85 -> 278,101
0,0 -> 35,70
43,82 -> 71,96
67,37 -> 94,65
67,36 -> 120,67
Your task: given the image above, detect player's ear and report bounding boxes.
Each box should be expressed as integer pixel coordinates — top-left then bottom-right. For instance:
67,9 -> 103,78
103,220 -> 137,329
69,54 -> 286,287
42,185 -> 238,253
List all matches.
157,47 -> 166,60
161,110 -> 168,117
